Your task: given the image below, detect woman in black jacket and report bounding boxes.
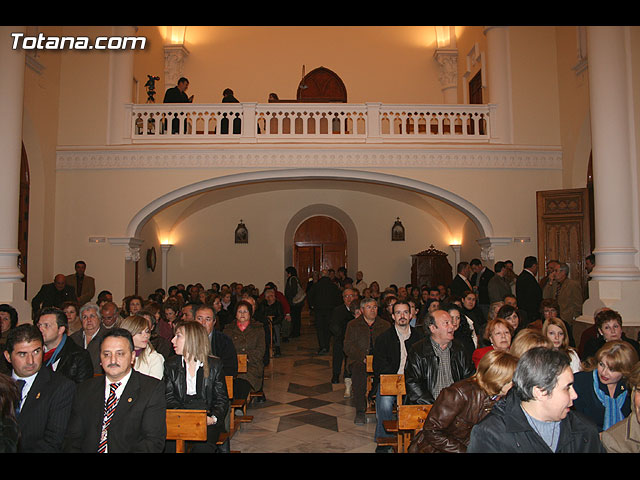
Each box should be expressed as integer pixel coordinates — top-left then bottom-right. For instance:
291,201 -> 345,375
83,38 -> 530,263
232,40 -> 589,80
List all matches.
164,321 -> 230,452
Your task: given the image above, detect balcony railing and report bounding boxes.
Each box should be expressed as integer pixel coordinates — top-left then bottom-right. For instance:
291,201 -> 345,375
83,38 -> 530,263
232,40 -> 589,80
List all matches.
128,102 -> 495,144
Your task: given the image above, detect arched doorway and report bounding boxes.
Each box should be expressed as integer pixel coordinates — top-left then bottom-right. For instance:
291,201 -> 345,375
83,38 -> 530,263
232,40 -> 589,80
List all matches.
294,216 -> 346,288
297,66 -> 347,103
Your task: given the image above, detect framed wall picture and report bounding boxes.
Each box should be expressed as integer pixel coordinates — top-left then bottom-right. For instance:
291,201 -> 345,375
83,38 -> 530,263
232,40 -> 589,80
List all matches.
146,247 -> 157,271
235,220 -> 248,244
392,217 -> 405,241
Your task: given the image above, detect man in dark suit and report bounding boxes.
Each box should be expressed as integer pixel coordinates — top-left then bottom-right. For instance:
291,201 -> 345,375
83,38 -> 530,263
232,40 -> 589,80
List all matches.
64,328 -> 166,453
516,256 -> 543,324
449,261 -> 474,298
194,303 -> 238,378
31,273 -> 77,318
36,307 -> 93,384
308,269 -> 343,355
4,324 -> 76,452
65,260 -> 96,307
70,302 -> 107,375
470,258 -> 495,318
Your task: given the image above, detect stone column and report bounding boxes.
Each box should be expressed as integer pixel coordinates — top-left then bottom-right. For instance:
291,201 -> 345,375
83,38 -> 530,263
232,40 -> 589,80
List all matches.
160,244 -> 173,292
434,48 -> 459,104
107,25 -> 136,145
483,26 -> 513,144
581,26 -> 640,329
0,26 -> 31,322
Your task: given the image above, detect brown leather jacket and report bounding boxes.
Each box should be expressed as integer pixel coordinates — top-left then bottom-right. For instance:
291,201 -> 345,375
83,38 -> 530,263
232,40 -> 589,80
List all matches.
408,377 -> 496,453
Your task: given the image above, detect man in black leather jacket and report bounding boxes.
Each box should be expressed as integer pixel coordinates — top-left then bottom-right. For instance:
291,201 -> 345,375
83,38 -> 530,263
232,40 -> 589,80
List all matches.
36,307 -> 93,384
404,310 -> 475,405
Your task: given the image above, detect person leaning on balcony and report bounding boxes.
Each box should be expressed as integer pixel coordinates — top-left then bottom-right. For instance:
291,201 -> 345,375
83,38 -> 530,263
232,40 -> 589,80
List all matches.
221,88 -> 240,134
163,77 -> 193,103
163,77 -> 193,134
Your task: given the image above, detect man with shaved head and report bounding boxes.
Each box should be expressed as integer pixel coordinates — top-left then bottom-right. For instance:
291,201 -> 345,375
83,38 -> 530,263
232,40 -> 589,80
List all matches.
31,274 -> 78,318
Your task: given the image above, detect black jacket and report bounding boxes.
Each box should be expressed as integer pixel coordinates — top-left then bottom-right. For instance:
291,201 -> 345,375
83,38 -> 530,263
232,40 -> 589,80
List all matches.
164,355 -> 229,424
209,330 -> 238,378
471,267 -> 495,305
17,366 -> 76,452
31,283 -> 77,315
515,269 -> 543,322
468,389 -> 605,453
46,334 -> 94,384
404,337 -> 475,405
373,325 -> 425,378
329,303 -> 354,337
308,276 -> 342,311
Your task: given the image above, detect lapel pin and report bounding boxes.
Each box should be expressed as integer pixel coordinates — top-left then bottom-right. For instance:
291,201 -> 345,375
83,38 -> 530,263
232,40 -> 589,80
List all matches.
128,397 -> 133,402
36,392 -> 41,399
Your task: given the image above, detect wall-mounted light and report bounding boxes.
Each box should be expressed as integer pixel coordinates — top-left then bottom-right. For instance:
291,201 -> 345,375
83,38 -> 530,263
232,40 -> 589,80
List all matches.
88,236 -> 106,244
513,237 -> 531,243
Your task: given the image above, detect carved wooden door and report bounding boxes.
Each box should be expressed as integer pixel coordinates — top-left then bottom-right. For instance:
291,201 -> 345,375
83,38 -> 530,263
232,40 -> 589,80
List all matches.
537,188 -> 592,293
294,216 -> 346,288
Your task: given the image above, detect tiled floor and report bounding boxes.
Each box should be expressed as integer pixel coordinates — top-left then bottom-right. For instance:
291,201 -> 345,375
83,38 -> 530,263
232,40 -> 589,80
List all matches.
229,312 -> 378,453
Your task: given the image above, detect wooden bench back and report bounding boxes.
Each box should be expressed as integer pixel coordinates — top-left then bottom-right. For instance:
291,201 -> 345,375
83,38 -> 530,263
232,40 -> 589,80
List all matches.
379,374 -> 405,406
398,404 -> 431,432
166,409 -> 208,453
366,355 -> 373,373
397,404 -> 432,453
225,375 -> 234,398
237,354 -> 248,374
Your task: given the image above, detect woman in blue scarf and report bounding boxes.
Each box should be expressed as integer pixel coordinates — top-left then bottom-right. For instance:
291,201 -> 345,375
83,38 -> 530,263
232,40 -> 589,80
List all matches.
573,340 -> 638,431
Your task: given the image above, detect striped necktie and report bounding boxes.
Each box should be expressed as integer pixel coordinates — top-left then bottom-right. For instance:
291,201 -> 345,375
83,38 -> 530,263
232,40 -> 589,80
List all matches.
98,382 -> 121,453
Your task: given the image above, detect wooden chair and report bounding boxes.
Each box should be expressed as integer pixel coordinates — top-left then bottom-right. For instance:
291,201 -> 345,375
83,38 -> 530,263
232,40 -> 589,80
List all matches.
226,374 -> 253,429
365,355 -> 376,414
396,404 -> 432,453
237,353 -> 266,404
166,409 -> 208,453
376,374 -> 406,451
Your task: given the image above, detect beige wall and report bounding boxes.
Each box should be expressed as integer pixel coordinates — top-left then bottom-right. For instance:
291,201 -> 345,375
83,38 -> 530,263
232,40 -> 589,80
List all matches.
22,26 -> 64,299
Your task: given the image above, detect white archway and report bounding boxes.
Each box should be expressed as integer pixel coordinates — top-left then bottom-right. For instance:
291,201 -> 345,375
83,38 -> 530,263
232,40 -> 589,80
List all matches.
126,168 -> 495,239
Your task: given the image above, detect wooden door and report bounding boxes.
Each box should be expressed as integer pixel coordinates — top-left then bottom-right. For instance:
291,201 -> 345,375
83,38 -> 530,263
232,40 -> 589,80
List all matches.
297,67 -> 347,103
537,188 -> 592,294
294,216 -> 346,288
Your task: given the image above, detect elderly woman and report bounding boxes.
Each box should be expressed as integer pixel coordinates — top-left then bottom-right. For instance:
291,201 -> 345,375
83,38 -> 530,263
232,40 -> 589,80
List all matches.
509,328 -> 553,359
223,300 -> 266,403
164,321 -> 229,452
472,318 -> 513,368
601,362 -> 640,453
542,317 -> 581,372
573,340 -> 639,432
408,349 -> 518,453
118,315 -> 165,380
582,309 -> 640,361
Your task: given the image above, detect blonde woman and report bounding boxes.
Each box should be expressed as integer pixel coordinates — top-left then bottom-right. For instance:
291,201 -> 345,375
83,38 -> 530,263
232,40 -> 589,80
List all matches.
542,317 -> 581,372
118,315 -> 164,380
509,328 -> 553,359
164,321 -> 229,452
573,340 -> 639,432
601,362 -> 640,453
409,349 -> 519,453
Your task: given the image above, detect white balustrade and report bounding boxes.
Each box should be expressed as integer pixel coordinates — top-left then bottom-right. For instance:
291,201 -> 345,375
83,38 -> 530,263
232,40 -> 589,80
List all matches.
129,102 -> 492,144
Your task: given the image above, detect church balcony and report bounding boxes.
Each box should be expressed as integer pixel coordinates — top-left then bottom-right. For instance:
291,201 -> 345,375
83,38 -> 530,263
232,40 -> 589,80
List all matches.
128,102 -> 496,144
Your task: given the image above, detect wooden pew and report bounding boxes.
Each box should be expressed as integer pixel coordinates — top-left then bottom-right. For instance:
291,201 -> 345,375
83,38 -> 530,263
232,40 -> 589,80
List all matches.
237,353 -> 266,404
396,404 -> 432,453
226,374 -> 253,428
365,355 -> 375,414
166,409 -> 208,453
376,374 -> 406,451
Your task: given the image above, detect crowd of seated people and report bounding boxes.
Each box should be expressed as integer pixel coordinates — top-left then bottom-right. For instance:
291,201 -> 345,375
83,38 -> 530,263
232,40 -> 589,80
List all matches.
2,253 -> 640,454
